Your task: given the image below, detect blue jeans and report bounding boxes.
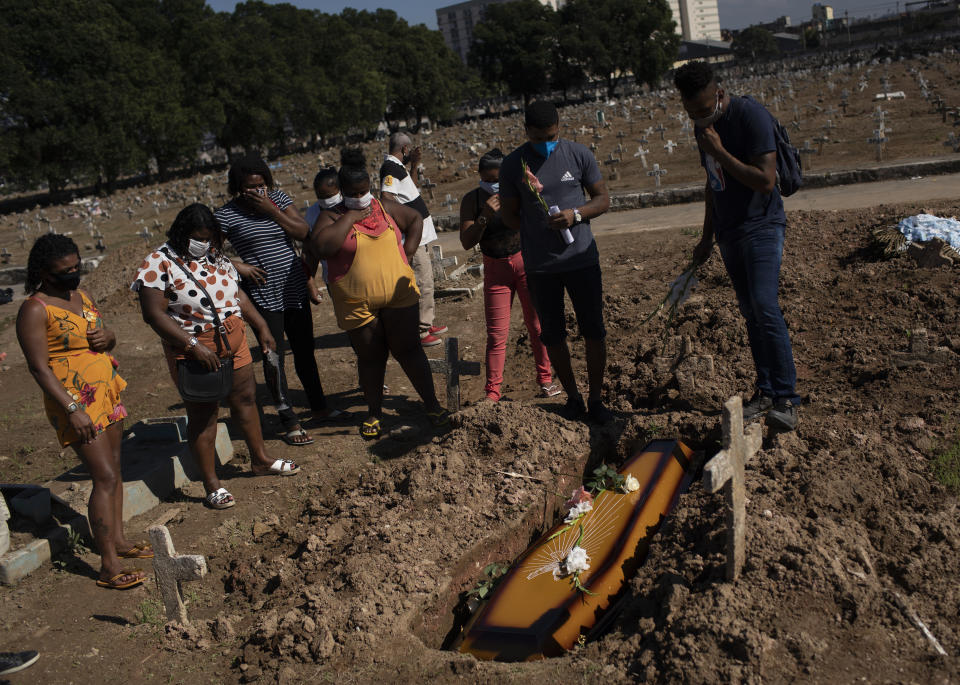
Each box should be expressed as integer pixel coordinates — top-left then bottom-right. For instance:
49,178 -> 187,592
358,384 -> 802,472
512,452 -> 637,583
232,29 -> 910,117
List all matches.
718,223 -> 799,402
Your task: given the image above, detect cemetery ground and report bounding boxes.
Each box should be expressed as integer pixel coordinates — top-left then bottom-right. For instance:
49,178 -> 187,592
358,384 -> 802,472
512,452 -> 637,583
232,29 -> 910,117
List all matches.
0,190 -> 958,683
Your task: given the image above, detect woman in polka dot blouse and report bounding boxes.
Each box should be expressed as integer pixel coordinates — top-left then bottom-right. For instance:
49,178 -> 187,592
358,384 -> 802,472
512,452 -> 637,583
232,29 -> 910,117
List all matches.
132,204 -> 301,510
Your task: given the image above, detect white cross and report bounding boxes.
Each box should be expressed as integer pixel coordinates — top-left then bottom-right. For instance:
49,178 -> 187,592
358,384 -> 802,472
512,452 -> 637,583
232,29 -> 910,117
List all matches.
702,396 -> 762,581
647,163 -> 668,187
663,140 -> 678,155
148,525 -> 207,625
633,146 -> 649,168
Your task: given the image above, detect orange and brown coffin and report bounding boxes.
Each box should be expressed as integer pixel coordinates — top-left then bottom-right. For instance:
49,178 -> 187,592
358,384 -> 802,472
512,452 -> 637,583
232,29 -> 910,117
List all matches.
459,439 -> 694,661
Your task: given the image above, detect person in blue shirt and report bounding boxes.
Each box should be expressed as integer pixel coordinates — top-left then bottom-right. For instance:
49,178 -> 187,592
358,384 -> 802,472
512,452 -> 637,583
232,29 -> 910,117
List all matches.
499,101 -> 612,424
676,61 -> 800,431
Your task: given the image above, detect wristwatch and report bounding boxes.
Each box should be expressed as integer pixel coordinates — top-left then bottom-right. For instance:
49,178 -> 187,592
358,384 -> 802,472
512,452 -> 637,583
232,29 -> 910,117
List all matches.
186,336 -> 199,351
66,402 -> 80,414
477,215 -> 488,228
573,208 -> 583,224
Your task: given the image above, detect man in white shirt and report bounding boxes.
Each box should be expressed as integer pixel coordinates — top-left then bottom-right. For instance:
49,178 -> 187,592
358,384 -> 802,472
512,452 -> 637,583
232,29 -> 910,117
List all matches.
379,132 -> 447,347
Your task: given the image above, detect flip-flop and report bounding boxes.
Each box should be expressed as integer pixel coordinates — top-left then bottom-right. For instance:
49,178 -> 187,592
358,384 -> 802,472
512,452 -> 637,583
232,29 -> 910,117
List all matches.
252,459 -> 300,477
360,418 -> 381,439
118,542 -> 154,559
205,487 -> 236,509
310,409 -> 353,424
96,569 -> 145,590
426,409 -> 450,427
280,427 -> 314,446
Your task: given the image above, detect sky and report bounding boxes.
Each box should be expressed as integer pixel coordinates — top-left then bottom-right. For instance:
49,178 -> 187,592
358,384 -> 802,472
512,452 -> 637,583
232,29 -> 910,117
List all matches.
205,1 -> 908,31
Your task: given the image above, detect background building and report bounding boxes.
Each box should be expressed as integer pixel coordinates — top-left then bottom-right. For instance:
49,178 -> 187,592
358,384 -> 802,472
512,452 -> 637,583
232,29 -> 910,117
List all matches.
668,0 -> 723,41
812,3 -> 835,23
437,0 -> 565,63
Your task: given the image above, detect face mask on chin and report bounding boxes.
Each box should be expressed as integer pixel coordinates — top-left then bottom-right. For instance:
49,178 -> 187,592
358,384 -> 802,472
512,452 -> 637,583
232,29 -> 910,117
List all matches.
532,140 -> 558,159
344,192 -> 373,210
693,93 -> 723,128
188,239 -> 210,258
319,193 -> 342,209
479,181 -> 499,195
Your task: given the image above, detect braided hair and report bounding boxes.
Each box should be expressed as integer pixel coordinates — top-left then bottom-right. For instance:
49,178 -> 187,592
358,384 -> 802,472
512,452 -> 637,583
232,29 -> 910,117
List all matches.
25,234 -> 79,294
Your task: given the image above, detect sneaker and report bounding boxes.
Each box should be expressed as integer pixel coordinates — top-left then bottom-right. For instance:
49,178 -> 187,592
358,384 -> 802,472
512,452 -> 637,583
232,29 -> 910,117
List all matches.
428,324 -> 448,336
0,650 -> 39,675
420,333 -> 442,347
742,391 -> 773,422
539,383 -> 562,398
766,398 -> 798,431
587,400 -> 614,425
560,394 -> 587,420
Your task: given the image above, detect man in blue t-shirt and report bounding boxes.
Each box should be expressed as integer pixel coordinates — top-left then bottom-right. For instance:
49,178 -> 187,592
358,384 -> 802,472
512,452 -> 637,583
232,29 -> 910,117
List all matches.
676,61 -> 800,431
500,101 -> 612,423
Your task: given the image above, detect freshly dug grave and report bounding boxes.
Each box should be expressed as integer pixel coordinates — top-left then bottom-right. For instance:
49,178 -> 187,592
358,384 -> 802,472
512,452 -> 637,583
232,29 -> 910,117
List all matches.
0,198 -> 958,684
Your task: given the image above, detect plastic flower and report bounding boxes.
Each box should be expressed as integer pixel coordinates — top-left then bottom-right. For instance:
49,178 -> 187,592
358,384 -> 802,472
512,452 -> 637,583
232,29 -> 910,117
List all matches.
624,474 -> 640,493
564,501 -> 593,523
565,486 -> 593,509
565,546 -> 590,574
524,165 -> 544,194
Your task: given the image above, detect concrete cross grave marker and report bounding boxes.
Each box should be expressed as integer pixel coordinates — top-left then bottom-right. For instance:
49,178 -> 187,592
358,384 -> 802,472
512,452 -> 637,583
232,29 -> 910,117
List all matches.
421,177 -> 436,200
148,525 -> 207,625
648,163 -> 668,188
0,248 -> 10,265
702,396 -> 762,581
814,134 -> 829,155
633,146 -> 649,168
654,123 -> 667,141
800,140 -> 815,169
427,337 -> 481,413
663,139 -> 678,155
431,244 -> 458,282
945,133 -> 960,153
868,129 -> 888,161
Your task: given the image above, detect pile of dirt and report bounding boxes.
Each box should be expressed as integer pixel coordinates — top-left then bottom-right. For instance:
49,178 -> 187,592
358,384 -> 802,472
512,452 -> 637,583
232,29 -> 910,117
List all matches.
155,199 -> 960,682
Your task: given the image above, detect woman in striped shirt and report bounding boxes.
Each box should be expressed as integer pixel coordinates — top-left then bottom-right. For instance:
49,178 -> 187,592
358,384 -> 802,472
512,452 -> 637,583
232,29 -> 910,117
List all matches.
215,156 -> 346,446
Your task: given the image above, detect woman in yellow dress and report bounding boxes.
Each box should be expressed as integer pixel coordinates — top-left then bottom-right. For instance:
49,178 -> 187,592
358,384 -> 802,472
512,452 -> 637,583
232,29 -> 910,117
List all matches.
16,235 -> 147,590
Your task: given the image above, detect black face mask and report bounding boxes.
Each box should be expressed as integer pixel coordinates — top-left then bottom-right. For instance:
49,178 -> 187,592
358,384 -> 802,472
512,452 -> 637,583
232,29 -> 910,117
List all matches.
50,271 -> 81,291
401,152 -> 411,165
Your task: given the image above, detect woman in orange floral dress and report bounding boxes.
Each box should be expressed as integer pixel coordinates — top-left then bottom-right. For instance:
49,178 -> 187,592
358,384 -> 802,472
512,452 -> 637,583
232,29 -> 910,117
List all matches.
16,235 -> 148,590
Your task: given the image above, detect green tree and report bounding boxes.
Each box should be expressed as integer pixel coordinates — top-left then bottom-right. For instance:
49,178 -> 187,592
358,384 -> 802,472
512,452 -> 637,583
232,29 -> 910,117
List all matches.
732,26 -> 780,60
562,0 -> 679,98
469,0 -> 557,107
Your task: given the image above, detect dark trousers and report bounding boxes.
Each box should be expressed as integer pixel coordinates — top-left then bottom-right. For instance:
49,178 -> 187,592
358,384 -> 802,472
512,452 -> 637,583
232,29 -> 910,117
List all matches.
718,223 -> 799,402
255,303 -> 327,427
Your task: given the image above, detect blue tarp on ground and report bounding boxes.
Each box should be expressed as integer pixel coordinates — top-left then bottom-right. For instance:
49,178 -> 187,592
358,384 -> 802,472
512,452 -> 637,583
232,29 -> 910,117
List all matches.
897,214 -> 960,250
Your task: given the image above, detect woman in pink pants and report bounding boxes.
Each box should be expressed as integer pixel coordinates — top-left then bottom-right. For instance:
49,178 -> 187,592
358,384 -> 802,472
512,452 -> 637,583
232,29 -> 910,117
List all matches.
459,149 -> 558,402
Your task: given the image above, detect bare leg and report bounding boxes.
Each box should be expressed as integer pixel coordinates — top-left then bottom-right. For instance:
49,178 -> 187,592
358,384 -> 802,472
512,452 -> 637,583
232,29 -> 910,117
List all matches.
185,400 -> 221,494
227,363 -> 276,470
380,304 -> 441,412
75,432 -> 141,583
103,422 -> 138,553
347,318 -> 389,420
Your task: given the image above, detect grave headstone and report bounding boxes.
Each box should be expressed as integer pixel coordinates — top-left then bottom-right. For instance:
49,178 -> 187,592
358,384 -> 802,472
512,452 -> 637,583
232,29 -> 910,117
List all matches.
148,525 -> 207,625
647,163 -> 668,188
427,337 -> 481,413
702,396 -> 762,581
663,140 -> 678,155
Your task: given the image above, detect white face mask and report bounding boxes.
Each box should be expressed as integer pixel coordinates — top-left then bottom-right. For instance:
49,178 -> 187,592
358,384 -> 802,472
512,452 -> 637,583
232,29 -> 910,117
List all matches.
479,181 -> 499,195
693,92 -> 723,128
188,239 -> 210,258
344,192 -> 373,210
319,193 -> 342,209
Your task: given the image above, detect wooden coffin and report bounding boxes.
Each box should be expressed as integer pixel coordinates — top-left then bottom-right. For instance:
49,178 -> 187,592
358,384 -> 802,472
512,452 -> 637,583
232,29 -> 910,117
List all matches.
459,439 -> 693,661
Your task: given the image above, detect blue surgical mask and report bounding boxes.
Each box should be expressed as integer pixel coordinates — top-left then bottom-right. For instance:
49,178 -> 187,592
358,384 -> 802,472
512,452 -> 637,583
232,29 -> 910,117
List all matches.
532,140 -> 559,159
479,181 -> 499,195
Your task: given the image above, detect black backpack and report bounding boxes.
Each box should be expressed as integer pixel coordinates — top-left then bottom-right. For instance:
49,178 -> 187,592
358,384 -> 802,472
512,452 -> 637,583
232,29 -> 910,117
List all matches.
743,95 -> 803,197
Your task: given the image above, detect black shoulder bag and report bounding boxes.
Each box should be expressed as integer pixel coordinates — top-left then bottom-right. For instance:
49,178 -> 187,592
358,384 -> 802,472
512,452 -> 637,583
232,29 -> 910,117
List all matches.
162,248 -> 234,402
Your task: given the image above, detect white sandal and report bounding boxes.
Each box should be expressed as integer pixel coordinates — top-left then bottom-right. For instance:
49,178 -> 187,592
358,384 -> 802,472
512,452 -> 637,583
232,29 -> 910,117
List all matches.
254,459 -> 300,477
540,383 -> 562,398
205,487 -> 235,509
